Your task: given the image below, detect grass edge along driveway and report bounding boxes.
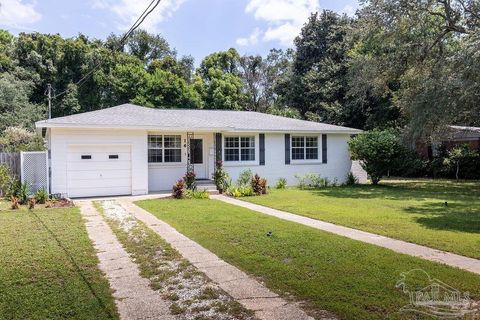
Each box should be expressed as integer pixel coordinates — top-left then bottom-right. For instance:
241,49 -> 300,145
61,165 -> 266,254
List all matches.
137,198 -> 480,320
242,179 -> 480,259
0,206 -> 119,320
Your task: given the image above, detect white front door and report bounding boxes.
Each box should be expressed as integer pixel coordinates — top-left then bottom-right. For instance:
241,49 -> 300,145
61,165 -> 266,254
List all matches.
190,137 -> 207,179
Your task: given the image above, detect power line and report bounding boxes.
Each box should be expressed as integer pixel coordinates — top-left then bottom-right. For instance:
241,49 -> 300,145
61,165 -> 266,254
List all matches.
50,0 -> 163,100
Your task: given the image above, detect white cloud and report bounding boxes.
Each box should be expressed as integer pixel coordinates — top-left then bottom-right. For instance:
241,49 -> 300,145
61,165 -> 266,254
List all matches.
242,0 -> 320,47
236,27 -> 261,46
0,0 -> 41,27
92,0 -> 186,33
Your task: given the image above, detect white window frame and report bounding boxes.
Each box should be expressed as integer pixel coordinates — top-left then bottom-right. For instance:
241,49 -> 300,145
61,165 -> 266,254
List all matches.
223,134 -> 258,166
148,135 -> 182,164
291,135 -> 322,164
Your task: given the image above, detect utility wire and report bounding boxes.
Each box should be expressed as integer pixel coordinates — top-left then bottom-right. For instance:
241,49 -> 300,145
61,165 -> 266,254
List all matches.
52,0 -> 162,99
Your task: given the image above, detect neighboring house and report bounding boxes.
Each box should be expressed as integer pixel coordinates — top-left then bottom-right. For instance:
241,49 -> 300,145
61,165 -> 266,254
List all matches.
35,104 -> 361,198
417,125 -> 480,159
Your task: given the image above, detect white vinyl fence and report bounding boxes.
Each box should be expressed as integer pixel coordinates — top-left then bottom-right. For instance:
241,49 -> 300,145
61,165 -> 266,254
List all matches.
21,151 -> 49,193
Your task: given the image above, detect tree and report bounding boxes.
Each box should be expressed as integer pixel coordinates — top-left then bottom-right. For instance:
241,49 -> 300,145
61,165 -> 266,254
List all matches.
348,129 -> 403,185
0,126 -> 45,152
124,30 -> 174,64
195,49 -> 247,110
133,69 -> 202,109
288,11 -> 353,124
443,145 -> 478,180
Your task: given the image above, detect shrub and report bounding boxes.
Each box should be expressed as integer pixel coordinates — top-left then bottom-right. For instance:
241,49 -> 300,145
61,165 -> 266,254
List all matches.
237,169 -> 253,186
295,173 -> 330,189
0,164 -> 14,197
184,189 -> 209,199
28,197 -> 36,209
35,188 -> 49,204
443,145 -> 478,180
275,178 -> 287,189
10,196 -> 19,209
251,174 -> 267,195
345,172 -> 358,186
18,182 -> 29,204
348,129 -> 403,185
212,160 -> 229,193
225,185 -> 241,198
172,179 -> 186,199
0,126 -> 45,152
183,171 -> 196,190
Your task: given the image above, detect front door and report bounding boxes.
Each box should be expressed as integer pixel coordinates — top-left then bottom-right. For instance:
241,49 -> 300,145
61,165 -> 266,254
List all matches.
190,138 -> 207,179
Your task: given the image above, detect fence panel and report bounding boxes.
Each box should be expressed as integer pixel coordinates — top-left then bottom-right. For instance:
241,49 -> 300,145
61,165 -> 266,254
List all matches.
0,152 -> 21,178
21,151 -> 49,194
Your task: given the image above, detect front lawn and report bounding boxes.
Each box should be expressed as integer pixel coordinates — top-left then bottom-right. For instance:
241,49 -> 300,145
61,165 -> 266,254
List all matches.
0,205 -> 118,319
137,198 -> 480,320
243,179 -> 480,259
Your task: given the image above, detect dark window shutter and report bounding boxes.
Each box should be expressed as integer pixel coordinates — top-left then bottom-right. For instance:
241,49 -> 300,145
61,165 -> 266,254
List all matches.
259,134 -> 265,165
285,134 -> 290,165
322,134 -> 327,163
215,133 -> 222,162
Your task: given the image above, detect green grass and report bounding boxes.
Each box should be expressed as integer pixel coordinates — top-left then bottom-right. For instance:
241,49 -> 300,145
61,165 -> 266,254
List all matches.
0,206 -> 118,320
137,198 -> 480,320
242,179 -> 480,259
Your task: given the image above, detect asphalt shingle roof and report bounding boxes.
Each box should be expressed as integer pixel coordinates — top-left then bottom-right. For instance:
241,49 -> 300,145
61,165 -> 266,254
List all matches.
36,104 -> 361,133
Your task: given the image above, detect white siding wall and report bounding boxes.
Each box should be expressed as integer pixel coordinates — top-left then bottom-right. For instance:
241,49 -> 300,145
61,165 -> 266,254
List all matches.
50,128 -> 148,196
223,133 -> 352,186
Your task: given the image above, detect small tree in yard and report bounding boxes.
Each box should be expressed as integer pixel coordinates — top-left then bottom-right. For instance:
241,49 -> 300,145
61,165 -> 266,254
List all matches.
443,145 -> 477,180
348,129 -> 402,185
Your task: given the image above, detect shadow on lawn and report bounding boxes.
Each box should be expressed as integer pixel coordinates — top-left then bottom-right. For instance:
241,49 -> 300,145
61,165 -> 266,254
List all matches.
30,211 -> 117,319
403,203 -> 480,234
308,180 -> 480,202
307,181 -> 480,234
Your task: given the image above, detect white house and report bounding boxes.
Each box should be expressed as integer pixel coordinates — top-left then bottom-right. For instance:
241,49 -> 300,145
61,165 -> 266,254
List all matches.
35,104 -> 362,198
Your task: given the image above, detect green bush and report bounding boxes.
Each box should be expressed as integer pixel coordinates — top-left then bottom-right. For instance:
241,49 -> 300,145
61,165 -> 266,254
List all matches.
184,189 -> 209,199
237,169 -> 253,186
344,172 -> 358,186
0,164 -> 14,197
35,188 -> 49,204
18,182 -> 29,204
212,160 -> 229,193
348,129 -> 403,185
294,173 -> 330,189
275,177 -> 287,189
183,171 -> 196,190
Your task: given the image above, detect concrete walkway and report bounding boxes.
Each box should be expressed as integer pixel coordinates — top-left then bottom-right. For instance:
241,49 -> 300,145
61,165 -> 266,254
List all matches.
78,201 -> 177,320
118,199 -> 331,320
213,195 -> 480,275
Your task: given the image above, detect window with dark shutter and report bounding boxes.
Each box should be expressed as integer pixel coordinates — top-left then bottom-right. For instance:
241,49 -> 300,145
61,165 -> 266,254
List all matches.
285,134 -> 290,164
322,134 -> 327,163
259,134 -> 265,165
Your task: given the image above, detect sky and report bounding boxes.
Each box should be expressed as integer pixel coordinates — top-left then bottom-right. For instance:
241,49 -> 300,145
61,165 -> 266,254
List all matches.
0,0 -> 359,63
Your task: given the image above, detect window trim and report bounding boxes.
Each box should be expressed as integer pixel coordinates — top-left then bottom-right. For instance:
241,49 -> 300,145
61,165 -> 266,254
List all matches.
223,134 -> 258,166
290,135 -> 321,164
148,134 -> 182,164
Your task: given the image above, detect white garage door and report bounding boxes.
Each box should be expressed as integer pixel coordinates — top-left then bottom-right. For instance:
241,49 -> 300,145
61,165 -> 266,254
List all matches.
67,145 -> 132,198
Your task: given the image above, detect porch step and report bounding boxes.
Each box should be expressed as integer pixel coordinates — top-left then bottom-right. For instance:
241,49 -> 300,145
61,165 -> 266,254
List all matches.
195,180 -> 219,195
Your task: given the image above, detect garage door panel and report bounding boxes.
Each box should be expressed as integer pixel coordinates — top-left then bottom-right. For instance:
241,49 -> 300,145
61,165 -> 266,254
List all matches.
67,170 -> 131,180
67,152 -> 131,161
67,161 -> 131,171
67,145 -> 132,198
67,178 -> 131,189
69,186 -> 132,198
68,145 -> 130,153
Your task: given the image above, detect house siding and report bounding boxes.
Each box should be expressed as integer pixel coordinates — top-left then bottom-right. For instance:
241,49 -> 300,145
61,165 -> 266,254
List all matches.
223,133 -> 352,186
